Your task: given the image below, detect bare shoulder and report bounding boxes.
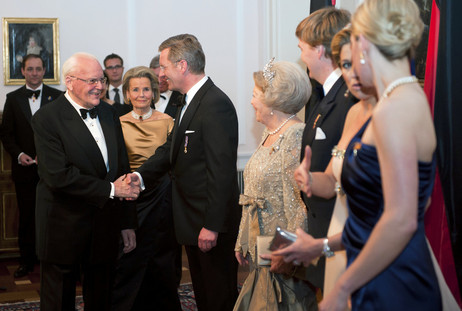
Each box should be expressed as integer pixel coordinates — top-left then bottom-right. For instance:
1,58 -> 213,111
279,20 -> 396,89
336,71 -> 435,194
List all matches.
372,86 -> 435,161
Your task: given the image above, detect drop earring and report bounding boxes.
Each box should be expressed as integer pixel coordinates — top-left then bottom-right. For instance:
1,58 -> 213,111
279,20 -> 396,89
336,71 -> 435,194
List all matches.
344,89 -> 350,97
359,51 -> 366,65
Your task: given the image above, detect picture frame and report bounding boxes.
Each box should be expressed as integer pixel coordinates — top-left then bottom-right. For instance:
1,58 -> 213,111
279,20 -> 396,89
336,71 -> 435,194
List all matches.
2,17 -> 60,85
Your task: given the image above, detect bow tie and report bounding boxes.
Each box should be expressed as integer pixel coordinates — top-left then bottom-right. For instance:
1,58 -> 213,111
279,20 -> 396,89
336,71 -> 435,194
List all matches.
80,108 -> 98,119
160,94 -> 166,100
26,89 -> 41,99
176,94 -> 186,107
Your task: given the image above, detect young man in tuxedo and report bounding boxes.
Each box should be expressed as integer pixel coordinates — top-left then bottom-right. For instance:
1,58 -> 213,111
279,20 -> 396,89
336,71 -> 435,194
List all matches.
131,34 -> 241,311
31,53 -> 139,310
0,54 -> 62,278
297,7 -> 354,291
149,54 -> 181,118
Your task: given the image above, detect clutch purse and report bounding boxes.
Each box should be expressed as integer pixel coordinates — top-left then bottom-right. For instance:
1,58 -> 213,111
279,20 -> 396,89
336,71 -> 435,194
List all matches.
256,235 -> 273,266
269,226 -> 297,251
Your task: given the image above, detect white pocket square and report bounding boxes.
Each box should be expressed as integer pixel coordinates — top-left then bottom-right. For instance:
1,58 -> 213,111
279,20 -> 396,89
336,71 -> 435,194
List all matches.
315,127 -> 326,140
185,130 -> 195,134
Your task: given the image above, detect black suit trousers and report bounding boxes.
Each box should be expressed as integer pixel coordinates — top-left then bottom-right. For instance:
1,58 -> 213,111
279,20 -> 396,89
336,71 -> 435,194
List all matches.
40,260 -> 115,311
15,177 -> 39,266
185,233 -> 238,311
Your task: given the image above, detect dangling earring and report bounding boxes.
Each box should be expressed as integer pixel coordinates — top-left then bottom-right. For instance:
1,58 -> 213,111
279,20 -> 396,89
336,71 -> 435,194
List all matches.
344,89 -> 350,97
270,110 -> 274,116
359,51 -> 366,65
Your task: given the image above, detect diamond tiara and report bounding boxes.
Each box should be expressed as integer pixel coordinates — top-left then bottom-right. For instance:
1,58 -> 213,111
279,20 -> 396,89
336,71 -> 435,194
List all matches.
263,57 -> 276,85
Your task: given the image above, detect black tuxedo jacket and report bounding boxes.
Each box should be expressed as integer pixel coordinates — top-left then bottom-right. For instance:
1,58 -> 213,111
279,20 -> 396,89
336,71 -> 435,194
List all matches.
0,84 -> 62,182
31,96 -> 136,264
137,78 -> 241,245
301,76 -> 355,288
163,90 -> 182,118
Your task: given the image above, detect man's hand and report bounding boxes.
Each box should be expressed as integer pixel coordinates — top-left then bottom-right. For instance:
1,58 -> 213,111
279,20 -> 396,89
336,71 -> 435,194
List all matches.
121,229 -> 136,253
19,153 -> 36,166
114,173 -> 140,199
198,227 -> 218,253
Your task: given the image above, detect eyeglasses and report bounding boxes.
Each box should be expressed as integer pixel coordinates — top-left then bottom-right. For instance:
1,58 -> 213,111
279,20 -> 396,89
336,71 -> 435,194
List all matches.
105,65 -> 123,70
70,76 -> 107,85
159,60 -> 182,71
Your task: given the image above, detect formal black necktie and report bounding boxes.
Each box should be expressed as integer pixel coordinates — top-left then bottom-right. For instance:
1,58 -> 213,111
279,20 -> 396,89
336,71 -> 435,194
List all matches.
26,89 -> 41,99
113,88 -> 121,103
177,94 -> 186,107
80,108 -> 98,120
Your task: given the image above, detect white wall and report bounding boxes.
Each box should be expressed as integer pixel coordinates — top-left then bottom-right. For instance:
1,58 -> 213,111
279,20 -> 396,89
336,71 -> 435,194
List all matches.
1,0 -> 358,169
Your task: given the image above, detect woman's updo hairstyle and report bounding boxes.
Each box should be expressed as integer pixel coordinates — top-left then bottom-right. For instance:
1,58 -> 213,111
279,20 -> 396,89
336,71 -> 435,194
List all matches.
351,0 -> 424,60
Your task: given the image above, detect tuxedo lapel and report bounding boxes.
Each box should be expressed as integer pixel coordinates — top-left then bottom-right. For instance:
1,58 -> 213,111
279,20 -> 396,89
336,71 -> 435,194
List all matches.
60,100 -> 108,178
98,105 -> 118,181
304,77 -> 345,146
170,79 -> 212,163
18,87 -> 33,123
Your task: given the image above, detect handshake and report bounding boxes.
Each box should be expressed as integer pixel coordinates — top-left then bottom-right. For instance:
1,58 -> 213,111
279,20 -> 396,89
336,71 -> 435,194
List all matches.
114,173 -> 142,200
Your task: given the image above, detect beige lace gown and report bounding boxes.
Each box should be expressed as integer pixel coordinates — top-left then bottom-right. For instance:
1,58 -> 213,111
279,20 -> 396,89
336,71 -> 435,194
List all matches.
234,123 -> 317,311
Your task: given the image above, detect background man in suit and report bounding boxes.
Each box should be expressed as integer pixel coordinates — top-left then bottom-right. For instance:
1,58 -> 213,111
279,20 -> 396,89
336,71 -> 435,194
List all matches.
149,54 -> 181,118
132,34 -> 240,311
0,54 -> 62,278
104,53 -> 125,104
296,7 -> 353,291
31,52 -> 139,310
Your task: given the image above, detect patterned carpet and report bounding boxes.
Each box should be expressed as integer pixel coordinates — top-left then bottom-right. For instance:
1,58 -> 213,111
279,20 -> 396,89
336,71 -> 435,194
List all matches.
0,283 -> 197,311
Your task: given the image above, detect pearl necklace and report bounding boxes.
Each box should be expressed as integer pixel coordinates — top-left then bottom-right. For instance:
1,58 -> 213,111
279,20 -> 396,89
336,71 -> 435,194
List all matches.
380,76 -> 418,101
131,109 -> 153,121
267,114 -> 296,135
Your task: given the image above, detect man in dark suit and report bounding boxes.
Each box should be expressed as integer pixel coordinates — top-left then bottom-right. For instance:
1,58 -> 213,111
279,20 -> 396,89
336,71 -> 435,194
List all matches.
296,7 -> 353,290
104,53 -> 125,104
31,52 -> 139,310
0,54 -> 62,278
130,34 -> 240,311
149,54 -> 181,118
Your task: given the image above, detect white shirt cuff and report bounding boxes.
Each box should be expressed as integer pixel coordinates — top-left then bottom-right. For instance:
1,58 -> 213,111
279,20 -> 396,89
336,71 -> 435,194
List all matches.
110,182 -> 115,198
133,172 -> 145,191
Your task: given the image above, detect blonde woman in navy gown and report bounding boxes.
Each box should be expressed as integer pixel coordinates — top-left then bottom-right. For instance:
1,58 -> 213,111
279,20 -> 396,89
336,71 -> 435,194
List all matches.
112,66 -> 181,311
273,0 -> 444,310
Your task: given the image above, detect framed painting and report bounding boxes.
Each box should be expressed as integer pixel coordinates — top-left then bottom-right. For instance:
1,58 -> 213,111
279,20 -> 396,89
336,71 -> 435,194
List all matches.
2,18 -> 60,85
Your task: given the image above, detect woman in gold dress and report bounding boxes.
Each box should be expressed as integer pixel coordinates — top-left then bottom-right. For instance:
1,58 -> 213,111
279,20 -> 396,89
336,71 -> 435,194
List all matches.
233,60 -> 316,311
112,66 -> 182,311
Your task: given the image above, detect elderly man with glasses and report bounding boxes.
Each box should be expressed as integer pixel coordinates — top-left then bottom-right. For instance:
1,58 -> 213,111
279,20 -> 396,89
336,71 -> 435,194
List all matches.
31,52 -> 139,310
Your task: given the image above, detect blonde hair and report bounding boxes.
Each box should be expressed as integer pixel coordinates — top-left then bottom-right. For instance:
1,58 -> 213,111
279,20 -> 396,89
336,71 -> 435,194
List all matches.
254,61 -> 311,115
122,66 -> 159,105
296,7 -> 350,60
351,0 -> 424,60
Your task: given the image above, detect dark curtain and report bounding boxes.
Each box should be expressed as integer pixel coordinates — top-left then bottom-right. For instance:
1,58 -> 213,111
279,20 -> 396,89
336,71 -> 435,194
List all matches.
432,0 -> 462,301
310,0 -> 333,12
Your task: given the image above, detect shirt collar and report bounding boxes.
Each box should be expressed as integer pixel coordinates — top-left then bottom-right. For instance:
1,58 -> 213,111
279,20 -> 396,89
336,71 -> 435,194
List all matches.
323,68 -> 342,96
65,91 -> 97,116
26,84 -> 43,91
184,76 -> 208,104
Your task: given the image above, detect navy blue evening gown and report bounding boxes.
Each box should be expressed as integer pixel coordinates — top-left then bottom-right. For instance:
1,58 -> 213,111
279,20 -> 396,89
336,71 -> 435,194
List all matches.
341,118 -> 441,310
